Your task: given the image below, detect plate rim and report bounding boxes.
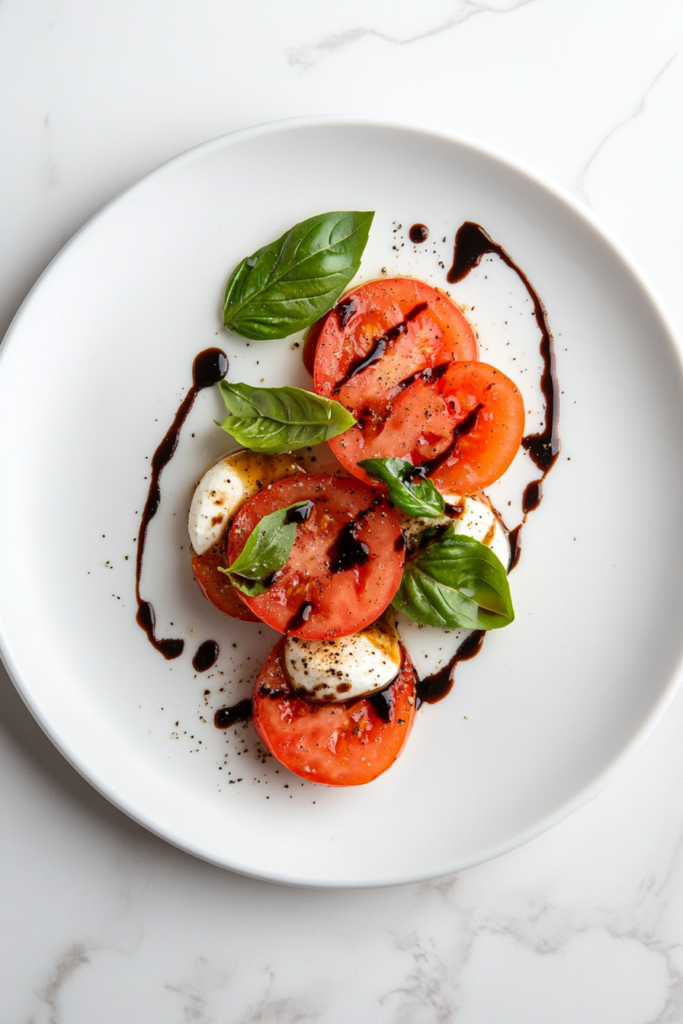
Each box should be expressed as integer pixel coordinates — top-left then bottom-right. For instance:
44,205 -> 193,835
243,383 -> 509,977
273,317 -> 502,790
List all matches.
2,113 -> 683,888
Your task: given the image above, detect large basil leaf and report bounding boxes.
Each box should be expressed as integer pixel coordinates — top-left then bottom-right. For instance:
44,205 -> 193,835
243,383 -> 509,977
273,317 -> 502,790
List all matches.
392,527 -> 514,630
223,211 -> 375,340
217,380 -> 356,453
219,500 -> 309,597
358,457 -> 445,518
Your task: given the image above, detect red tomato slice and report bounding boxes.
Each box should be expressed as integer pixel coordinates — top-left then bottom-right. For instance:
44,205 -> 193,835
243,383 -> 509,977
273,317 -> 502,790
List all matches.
228,474 -> 404,639
192,541 -> 260,622
253,637 -> 417,786
313,277 -> 478,481
420,361 -> 525,493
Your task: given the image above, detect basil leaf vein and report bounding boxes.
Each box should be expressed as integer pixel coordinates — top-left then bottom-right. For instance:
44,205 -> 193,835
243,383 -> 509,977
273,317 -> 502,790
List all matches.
217,380 -> 356,453
358,457 -> 445,517
223,211 -> 375,340
392,527 -> 514,630
219,500 -> 308,597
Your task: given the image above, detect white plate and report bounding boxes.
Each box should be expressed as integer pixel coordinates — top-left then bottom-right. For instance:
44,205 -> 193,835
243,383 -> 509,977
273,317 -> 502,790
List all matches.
2,117 -> 683,888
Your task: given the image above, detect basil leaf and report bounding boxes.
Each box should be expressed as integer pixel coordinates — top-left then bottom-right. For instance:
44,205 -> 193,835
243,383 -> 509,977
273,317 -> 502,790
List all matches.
219,501 -> 308,597
223,211 -> 374,340
358,457 -> 445,518
392,527 -> 514,630
217,380 -> 356,453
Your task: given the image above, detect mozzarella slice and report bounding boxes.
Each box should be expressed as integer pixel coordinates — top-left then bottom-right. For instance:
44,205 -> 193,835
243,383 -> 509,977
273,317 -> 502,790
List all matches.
188,451 -> 302,555
400,494 -> 510,570
284,620 -> 402,703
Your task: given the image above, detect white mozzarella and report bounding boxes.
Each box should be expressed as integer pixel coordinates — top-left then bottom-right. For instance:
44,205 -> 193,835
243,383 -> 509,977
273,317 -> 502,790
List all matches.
401,495 -> 510,570
284,620 -> 402,703
188,451 -> 302,555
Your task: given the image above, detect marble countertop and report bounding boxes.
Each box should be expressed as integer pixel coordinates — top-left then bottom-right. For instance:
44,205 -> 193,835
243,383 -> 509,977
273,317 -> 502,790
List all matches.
3,1 -> 683,1020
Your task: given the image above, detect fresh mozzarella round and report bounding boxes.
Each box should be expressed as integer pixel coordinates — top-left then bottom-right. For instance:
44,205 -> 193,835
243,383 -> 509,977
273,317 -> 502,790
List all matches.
401,495 -> 510,570
188,451 -> 302,555
283,620 -> 402,703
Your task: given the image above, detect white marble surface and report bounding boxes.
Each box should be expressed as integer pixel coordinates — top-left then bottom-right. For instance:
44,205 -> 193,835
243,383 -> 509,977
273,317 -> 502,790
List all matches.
3,0 -> 683,1019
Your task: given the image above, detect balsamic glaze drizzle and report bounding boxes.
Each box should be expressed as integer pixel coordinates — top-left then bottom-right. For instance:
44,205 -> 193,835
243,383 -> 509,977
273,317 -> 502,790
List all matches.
286,601 -> 315,632
409,223 -> 429,244
214,699 -> 252,729
409,220 -> 562,701
367,684 -> 395,723
448,221 -> 560,477
192,640 -> 219,673
329,520 -> 370,573
284,501 -> 314,525
135,348 -> 228,659
334,302 -> 429,391
416,630 -> 486,707
407,403 -> 483,482
447,220 -> 561,569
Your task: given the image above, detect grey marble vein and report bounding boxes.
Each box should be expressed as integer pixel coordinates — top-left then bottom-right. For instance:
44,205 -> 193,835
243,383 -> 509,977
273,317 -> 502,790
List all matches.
29,942 -> 90,1024
575,54 -> 676,205
286,0 -> 542,70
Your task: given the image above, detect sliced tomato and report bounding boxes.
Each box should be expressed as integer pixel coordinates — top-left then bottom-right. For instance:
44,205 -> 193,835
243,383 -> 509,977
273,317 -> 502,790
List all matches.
313,277 -> 478,480
192,539 -> 260,622
253,638 -> 417,786
228,473 -> 404,639
420,361 -> 525,493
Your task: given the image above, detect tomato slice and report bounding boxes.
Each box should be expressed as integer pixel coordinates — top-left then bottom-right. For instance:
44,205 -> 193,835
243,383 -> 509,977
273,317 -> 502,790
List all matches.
313,277 -> 478,481
419,361 -> 525,493
253,637 -> 417,786
227,473 -> 404,639
192,540 -> 260,622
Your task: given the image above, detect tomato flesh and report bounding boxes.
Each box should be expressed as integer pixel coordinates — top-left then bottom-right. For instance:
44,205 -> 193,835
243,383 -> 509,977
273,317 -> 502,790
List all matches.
253,638 -> 417,786
228,473 -> 404,639
192,540 -> 261,622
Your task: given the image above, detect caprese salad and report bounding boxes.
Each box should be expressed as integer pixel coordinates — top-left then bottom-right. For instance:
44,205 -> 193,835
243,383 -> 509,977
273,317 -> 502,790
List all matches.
183,210 -> 532,788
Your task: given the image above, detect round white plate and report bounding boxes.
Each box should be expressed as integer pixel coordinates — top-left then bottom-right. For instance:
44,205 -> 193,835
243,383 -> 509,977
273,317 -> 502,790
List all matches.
2,117 -> 683,888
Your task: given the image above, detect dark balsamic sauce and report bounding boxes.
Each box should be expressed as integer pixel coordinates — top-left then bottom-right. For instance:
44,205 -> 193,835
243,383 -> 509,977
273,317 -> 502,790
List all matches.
392,361 -> 449,398
334,302 -> 429,391
329,521 -> 370,573
406,404 -> 483,481
522,480 -> 542,514
192,640 -> 219,673
135,348 -> 228,659
287,601 -> 315,632
367,684 -> 395,723
412,221 -> 562,704
337,297 -> 357,328
416,630 -> 486,707
409,223 -> 429,243
284,500 -> 314,525
303,298 -> 358,376
448,221 -> 560,475
447,221 -> 561,569
508,524 -> 522,571
214,699 -> 252,729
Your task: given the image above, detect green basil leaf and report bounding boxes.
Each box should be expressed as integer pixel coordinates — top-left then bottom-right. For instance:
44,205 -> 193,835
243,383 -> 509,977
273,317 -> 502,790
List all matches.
223,211 -> 374,340
217,380 -> 356,453
358,457 -> 445,518
392,527 -> 514,630
218,500 -> 309,597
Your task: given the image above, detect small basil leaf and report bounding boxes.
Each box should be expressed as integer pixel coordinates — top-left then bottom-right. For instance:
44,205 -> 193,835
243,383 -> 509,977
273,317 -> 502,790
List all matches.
219,500 -> 308,597
224,211 -> 375,340
217,380 -> 356,453
358,457 -> 445,518
392,527 -> 514,630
